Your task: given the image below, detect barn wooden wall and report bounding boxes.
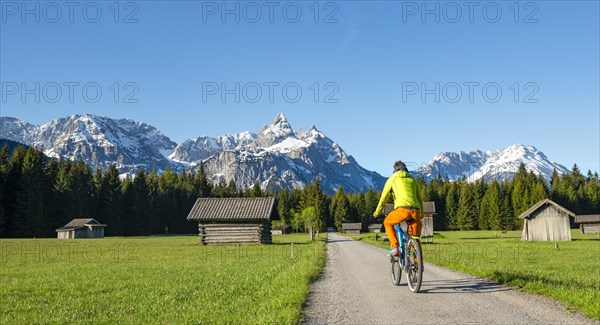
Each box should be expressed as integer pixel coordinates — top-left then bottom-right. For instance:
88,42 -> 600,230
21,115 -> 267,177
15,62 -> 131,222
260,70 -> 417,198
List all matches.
198,222 -> 272,245
522,205 -> 571,241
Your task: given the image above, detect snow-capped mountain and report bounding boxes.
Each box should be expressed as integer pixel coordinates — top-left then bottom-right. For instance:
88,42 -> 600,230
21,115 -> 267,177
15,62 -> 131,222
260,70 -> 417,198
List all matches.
0,113 -> 386,193
415,144 -> 570,182
0,113 -> 572,191
175,113 -> 386,193
0,114 -> 177,173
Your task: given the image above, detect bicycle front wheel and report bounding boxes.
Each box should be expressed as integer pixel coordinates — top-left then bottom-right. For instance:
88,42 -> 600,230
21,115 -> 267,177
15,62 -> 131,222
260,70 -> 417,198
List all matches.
390,255 -> 402,286
406,238 -> 423,293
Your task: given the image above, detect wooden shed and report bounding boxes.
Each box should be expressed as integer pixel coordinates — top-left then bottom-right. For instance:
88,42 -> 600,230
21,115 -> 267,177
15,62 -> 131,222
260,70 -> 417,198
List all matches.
519,199 -> 575,241
422,201 -> 436,242
56,218 -> 106,239
271,225 -> 291,235
368,224 -> 383,233
341,223 -> 362,234
186,197 -> 276,245
575,214 -> 600,234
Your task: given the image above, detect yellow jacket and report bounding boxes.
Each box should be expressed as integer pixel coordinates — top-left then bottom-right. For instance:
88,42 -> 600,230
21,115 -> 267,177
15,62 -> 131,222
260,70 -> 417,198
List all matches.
374,169 -> 423,216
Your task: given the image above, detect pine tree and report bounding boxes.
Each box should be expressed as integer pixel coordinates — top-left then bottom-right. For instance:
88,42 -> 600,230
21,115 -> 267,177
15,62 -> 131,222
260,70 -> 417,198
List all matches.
331,186 -> 349,231
69,160 -> 93,218
250,181 -> 263,197
225,180 -> 238,197
0,145 -> 9,236
500,181 -> 515,230
302,180 -> 328,230
583,172 -> 600,213
119,176 -> 134,235
473,179 -> 487,229
480,180 -> 501,230
456,182 -> 476,230
16,148 -> 47,237
445,182 -> 459,230
277,189 -> 292,225
364,189 -> 379,218
351,192 -> 369,229
194,163 -> 211,198
530,181 -> 548,205
103,164 -> 122,235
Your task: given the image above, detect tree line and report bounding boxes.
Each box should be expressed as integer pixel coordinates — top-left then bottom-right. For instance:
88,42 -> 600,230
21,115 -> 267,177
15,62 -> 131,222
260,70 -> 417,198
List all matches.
0,144 -> 598,238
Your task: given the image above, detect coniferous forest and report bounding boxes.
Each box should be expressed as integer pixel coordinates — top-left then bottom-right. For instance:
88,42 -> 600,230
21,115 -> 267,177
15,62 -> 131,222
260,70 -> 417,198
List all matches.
0,144 -> 598,238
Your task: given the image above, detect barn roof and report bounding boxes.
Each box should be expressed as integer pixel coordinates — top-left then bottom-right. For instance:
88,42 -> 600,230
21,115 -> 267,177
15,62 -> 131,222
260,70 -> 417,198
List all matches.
56,218 -> 106,231
186,197 -> 277,222
518,199 -> 575,219
424,201 -> 436,214
575,214 -> 600,224
342,223 -> 362,230
385,203 -> 434,215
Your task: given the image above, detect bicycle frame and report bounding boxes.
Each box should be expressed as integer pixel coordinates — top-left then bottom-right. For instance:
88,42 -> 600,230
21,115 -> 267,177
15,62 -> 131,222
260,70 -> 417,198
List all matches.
394,224 -> 408,269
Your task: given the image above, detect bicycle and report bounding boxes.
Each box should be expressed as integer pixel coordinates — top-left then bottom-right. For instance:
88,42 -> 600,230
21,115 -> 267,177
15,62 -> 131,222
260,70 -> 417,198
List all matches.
390,222 -> 423,292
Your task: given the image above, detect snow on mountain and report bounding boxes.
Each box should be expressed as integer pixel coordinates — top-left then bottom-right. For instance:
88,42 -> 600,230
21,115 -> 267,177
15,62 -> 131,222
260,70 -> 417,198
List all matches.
179,114 -> 385,194
415,144 -> 570,182
0,114 -> 177,173
1,113 -> 571,192
0,113 -> 385,193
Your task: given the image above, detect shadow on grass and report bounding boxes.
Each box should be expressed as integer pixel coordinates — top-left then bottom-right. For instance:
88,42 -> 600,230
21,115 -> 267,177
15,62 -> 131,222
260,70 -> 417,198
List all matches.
455,236 -> 521,240
419,277 -> 512,294
488,270 -> 595,290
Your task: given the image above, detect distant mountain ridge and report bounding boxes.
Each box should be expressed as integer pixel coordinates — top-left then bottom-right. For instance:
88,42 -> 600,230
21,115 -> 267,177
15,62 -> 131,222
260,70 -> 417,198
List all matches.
0,114 -> 571,192
414,144 -> 570,182
0,113 -> 386,193
173,113 -> 386,194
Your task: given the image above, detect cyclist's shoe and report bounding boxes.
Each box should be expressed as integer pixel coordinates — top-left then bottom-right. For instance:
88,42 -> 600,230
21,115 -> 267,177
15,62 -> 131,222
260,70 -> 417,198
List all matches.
412,236 -> 421,242
387,248 -> 399,256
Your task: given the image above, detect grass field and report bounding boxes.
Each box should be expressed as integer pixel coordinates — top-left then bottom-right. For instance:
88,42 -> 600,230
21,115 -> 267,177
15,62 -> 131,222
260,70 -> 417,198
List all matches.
0,234 -> 326,324
343,229 -> 600,320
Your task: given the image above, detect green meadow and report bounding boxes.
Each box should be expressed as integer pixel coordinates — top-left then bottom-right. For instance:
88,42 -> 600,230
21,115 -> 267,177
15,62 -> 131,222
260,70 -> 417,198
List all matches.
0,234 -> 326,324
344,229 -> 600,320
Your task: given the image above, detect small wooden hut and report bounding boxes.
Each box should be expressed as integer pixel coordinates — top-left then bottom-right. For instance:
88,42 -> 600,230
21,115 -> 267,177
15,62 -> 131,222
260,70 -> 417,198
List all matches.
271,225 -> 291,235
575,214 -> 600,234
341,223 -> 362,234
519,199 -> 575,241
422,201 -> 436,242
186,197 -> 276,245
56,218 -> 106,239
368,224 -> 383,233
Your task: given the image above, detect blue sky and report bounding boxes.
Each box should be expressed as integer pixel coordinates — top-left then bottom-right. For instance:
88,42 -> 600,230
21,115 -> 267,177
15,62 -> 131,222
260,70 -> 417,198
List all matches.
1,0 -> 599,176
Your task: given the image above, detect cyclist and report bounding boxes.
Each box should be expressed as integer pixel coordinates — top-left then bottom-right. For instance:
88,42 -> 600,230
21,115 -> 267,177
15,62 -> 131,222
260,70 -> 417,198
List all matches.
373,161 -> 423,256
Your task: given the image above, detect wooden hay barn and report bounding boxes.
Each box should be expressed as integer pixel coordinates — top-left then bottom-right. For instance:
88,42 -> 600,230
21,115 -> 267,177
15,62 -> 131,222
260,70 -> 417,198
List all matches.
368,224 -> 383,233
56,218 -> 106,239
342,223 -> 362,234
422,201 -> 436,242
271,225 -> 291,235
186,197 -> 276,245
575,214 -> 600,234
519,199 -> 575,241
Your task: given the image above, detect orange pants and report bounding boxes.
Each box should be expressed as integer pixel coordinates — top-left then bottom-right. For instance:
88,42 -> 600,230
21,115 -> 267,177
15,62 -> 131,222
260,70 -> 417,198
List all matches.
384,207 -> 422,248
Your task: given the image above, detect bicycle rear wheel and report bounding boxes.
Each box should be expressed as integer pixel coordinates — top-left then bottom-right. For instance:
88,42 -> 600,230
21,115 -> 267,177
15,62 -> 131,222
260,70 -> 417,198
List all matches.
406,238 -> 423,292
390,255 -> 402,286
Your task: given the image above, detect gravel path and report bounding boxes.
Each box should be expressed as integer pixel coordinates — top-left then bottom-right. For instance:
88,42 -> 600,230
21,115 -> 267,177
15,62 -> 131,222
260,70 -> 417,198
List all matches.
301,232 -> 597,325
